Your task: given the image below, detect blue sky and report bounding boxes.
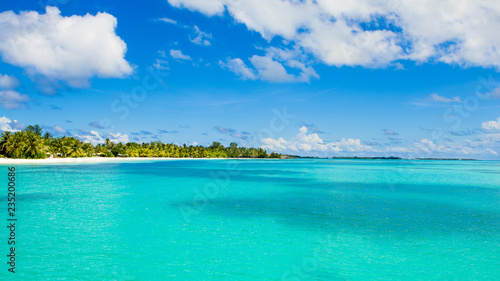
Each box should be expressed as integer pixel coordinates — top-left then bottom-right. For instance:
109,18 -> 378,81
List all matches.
1,0 -> 500,159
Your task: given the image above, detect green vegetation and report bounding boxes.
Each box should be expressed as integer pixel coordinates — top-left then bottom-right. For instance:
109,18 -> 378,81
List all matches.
0,125 -> 282,159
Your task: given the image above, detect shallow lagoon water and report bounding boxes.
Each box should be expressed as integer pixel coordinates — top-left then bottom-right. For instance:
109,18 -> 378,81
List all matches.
2,159 -> 500,280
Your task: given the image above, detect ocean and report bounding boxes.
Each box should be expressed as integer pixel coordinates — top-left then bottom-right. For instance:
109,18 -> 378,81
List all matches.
2,159 -> 499,280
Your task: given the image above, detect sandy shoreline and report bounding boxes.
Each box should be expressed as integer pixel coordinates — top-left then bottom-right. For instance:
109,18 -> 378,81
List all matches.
0,157 -> 245,165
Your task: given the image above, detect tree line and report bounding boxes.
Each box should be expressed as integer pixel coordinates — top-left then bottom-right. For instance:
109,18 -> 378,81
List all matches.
0,125 -> 282,159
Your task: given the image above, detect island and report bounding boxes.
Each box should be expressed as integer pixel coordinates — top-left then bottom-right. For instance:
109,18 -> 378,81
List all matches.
0,125 -> 284,159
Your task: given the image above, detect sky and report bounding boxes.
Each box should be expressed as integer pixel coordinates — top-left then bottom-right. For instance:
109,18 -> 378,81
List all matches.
0,0 -> 500,159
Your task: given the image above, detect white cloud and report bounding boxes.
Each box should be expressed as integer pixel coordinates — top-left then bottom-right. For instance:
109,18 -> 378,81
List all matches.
157,17 -> 177,25
52,125 -> 66,134
77,131 -> 128,145
0,73 -> 28,109
190,25 -> 211,46
412,137 -> 499,156
261,126 -> 373,154
219,58 -> 256,80
168,0 -> 500,68
157,18 -> 212,46
411,93 -> 463,106
413,138 -> 450,154
168,0 -> 225,16
285,60 -> 319,82
487,87 -> 500,99
0,6 -> 133,88
170,49 -> 192,61
249,55 -> 295,83
0,116 -> 25,132
78,130 -> 104,145
77,130 -> 128,145
260,125 -> 500,158
428,93 -> 462,103
220,55 -> 319,83
108,132 -> 129,143
0,117 -> 15,132
153,59 -> 169,70
383,136 -> 500,157
0,74 -> 20,89
0,90 -> 30,109
482,117 -> 500,130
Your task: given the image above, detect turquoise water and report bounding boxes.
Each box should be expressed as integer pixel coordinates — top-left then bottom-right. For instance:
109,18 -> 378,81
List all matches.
1,159 -> 500,280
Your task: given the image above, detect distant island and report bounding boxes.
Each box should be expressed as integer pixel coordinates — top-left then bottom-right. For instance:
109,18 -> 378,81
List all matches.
0,125 -> 283,159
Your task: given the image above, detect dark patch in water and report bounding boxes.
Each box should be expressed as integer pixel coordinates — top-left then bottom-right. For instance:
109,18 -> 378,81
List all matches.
172,192 -> 500,238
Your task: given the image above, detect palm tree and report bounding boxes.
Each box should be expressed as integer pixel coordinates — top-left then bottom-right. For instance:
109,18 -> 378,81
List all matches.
0,131 -> 12,155
82,143 -> 93,157
51,138 -> 66,157
5,133 -> 25,158
23,132 -> 43,158
105,138 -> 115,150
67,139 -> 84,157
25,125 -> 42,136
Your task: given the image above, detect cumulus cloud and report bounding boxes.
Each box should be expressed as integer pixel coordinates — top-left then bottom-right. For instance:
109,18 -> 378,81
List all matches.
0,116 -> 25,132
301,122 -> 324,134
385,136 -> 499,157
406,138 -> 498,156
219,58 -> 257,80
261,126 -> 373,154
0,73 -> 29,109
482,117 -> 500,131
0,90 -> 30,109
78,130 -> 104,145
260,125 -> 499,157
168,0 -> 500,69
0,74 -> 20,89
78,130 -> 129,145
170,49 -> 192,61
52,125 -> 66,134
109,132 -> 129,143
0,6 -> 133,88
250,55 -> 295,82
